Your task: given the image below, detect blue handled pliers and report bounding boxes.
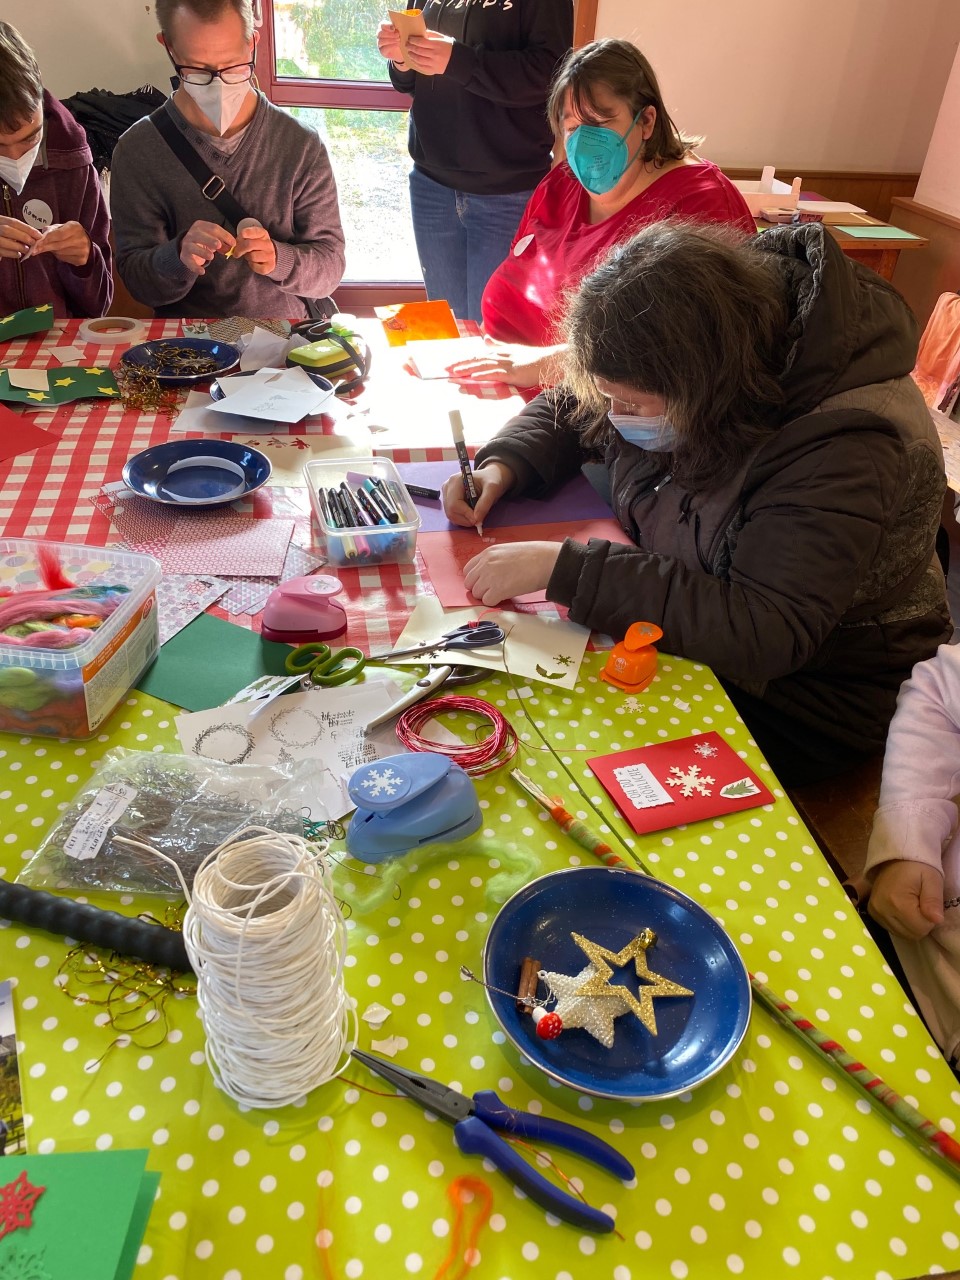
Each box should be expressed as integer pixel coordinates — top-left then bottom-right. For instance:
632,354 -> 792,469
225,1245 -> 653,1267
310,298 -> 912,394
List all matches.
351,1049 -> 634,1233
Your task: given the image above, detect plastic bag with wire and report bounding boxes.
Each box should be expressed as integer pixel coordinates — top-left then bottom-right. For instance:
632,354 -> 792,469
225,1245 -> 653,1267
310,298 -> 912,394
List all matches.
16,748 -> 333,898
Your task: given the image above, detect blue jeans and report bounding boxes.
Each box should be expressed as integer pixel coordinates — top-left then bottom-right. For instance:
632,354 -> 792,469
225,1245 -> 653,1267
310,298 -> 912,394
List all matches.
409,167 -> 533,323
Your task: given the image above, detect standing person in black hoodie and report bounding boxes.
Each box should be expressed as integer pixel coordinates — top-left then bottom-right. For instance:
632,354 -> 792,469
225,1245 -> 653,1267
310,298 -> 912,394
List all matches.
377,0 -> 572,322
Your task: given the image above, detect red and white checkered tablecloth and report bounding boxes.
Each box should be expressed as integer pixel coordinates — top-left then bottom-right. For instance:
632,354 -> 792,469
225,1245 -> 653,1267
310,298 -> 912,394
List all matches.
0,319 -> 526,646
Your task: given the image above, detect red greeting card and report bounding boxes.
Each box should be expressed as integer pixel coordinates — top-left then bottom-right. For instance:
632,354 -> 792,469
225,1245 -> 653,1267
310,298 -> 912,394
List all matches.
588,732 -> 774,834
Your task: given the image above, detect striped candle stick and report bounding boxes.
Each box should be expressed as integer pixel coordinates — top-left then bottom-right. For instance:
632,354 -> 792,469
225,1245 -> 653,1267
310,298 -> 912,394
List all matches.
510,770 -> 649,873
749,973 -> 960,1185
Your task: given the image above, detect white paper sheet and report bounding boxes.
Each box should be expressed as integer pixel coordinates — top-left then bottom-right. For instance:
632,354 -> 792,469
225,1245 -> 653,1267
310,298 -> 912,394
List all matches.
49,345 -> 85,365
176,678 -> 406,819
207,367 -> 331,422
5,368 -> 49,391
239,325 -> 291,372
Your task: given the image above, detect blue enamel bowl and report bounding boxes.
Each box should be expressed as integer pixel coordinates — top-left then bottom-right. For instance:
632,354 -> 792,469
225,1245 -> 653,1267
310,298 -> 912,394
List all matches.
122,438 -> 272,507
482,866 -> 751,1101
119,337 -> 240,385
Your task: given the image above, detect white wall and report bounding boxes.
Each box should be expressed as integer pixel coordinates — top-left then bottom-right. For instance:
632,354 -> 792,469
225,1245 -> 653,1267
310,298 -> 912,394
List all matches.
4,1 -> 171,99
914,41 -> 960,216
597,0 -> 960,172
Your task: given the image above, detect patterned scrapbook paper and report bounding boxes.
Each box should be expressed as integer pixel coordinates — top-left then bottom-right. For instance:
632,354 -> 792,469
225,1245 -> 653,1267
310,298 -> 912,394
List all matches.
155,574 -> 230,644
92,484 -> 295,577
159,513 -> 293,576
216,542 -> 324,615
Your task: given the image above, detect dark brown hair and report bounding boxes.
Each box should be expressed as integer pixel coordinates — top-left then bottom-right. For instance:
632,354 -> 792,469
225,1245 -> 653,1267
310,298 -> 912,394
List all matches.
155,0 -> 254,41
0,23 -> 43,134
548,38 -> 701,166
563,220 -> 789,486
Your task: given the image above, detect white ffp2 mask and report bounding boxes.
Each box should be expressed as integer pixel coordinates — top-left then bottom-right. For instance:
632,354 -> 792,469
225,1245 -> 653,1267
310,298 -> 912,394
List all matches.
0,136 -> 42,195
181,78 -> 251,135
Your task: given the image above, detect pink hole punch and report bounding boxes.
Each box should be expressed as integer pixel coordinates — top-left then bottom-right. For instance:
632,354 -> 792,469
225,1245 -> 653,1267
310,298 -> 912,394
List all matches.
260,574 -> 348,645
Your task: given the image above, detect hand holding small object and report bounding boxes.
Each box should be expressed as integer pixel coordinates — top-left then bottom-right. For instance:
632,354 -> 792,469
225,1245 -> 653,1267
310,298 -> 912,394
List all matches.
376,19 -> 407,69
179,220 -> 236,274
868,860 -> 944,940
232,218 -> 277,275
447,340 -> 567,390
27,220 -> 91,267
0,215 -> 41,261
405,31 -> 455,75
463,541 -> 562,606
442,461 -> 514,530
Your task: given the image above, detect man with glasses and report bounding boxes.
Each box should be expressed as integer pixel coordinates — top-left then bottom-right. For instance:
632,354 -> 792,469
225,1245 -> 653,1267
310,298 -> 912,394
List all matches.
111,0 -> 345,318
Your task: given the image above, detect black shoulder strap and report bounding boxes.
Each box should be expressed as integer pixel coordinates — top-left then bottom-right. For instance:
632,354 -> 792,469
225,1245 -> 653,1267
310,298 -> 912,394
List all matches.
149,105 -> 249,232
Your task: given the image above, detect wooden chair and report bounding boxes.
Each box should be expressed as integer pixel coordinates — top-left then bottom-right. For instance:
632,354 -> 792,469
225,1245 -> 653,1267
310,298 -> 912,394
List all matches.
787,755 -> 884,885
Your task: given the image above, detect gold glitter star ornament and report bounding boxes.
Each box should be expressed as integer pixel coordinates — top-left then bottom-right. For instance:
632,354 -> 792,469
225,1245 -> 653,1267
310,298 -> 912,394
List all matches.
572,929 -> 694,1036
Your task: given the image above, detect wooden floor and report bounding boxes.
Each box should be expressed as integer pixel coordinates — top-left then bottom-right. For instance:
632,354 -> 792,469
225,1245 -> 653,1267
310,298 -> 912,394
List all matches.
790,505 -> 960,887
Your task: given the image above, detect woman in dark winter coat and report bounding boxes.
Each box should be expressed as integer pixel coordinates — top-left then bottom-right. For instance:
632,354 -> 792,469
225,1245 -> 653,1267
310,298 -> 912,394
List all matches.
443,220 -> 951,784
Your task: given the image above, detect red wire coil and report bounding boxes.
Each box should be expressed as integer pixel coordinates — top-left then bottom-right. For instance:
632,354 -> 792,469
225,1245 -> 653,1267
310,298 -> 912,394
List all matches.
395,695 -> 518,777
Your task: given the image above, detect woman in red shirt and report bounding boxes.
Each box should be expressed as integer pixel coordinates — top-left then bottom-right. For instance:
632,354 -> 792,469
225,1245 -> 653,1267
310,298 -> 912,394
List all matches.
451,39 -> 756,390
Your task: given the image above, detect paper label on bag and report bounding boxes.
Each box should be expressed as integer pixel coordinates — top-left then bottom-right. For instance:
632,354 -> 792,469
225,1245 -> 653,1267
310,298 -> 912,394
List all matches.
612,763 -> 673,810
64,783 -> 138,860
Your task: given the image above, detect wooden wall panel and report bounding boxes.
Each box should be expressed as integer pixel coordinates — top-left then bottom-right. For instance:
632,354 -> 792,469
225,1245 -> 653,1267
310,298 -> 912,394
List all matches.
723,170 -> 920,222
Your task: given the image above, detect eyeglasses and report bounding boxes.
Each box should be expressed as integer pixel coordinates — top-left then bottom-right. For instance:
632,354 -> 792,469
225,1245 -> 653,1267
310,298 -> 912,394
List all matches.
174,60 -> 255,85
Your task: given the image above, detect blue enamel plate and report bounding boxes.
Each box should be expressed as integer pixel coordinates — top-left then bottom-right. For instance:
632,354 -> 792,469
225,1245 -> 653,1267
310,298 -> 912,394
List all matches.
119,336 -> 240,385
209,367 -> 335,402
123,438 -> 271,507
482,866 -> 751,1101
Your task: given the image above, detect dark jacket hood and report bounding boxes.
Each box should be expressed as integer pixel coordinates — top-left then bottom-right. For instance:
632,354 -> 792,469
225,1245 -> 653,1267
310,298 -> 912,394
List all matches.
755,223 -> 920,421
40,88 -> 94,172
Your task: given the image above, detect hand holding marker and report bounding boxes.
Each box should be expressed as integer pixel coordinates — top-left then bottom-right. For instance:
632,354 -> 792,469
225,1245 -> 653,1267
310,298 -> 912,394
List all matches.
449,409 -> 483,537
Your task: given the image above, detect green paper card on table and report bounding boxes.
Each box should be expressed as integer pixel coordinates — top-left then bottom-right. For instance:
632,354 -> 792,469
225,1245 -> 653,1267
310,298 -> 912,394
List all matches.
0,1148 -> 159,1280
136,612 -> 294,711
0,366 -> 119,406
0,304 -> 54,342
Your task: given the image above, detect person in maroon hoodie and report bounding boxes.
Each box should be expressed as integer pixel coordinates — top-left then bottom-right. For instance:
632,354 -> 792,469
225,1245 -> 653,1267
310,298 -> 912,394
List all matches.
0,23 -> 112,317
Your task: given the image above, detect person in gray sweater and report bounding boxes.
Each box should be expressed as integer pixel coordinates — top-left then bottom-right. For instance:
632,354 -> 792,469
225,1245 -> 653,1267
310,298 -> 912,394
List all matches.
111,0 -> 345,318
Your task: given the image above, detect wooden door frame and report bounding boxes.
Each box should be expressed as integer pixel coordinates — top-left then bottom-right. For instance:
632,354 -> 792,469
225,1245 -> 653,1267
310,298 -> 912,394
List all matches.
575,0 -> 600,46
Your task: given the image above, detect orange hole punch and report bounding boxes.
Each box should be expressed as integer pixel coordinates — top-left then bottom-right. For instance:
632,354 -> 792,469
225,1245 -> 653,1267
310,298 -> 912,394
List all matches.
600,621 -> 662,693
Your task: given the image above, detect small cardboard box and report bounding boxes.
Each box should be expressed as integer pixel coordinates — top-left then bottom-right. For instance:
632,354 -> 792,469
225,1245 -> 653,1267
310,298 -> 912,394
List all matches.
732,166 -> 802,216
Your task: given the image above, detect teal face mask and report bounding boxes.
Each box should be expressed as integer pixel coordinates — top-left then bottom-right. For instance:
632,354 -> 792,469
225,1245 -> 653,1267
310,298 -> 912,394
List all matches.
566,109 -> 644,196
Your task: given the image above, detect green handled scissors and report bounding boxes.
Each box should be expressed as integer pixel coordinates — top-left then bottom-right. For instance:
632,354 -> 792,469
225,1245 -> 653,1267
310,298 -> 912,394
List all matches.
284,642 -> 366,687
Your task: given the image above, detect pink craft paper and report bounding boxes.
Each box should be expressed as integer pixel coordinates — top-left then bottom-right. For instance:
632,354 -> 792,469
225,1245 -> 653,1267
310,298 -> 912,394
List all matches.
417,519 -> 633,607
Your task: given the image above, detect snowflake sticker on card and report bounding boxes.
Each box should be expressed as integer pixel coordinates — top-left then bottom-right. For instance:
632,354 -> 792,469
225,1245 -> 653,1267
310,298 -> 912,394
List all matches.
588,732 -> 774,834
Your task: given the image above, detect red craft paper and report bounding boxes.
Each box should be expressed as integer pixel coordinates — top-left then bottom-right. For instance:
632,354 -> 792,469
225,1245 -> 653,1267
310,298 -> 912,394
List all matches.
0,403 -> 57,462
588,731 -> 774,834
417,519 -> 633,607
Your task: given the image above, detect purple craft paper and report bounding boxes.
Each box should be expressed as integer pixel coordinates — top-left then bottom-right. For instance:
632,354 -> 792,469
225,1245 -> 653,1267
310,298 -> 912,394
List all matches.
394,461 -> 612,532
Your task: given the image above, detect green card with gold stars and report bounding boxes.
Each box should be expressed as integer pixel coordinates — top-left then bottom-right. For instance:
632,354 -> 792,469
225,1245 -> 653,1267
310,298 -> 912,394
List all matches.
0,304 -> 54,341
0,366 -> 119,406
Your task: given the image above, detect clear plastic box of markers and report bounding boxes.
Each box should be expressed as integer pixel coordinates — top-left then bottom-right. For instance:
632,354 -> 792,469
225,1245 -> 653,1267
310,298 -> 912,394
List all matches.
304,456 -> 421,568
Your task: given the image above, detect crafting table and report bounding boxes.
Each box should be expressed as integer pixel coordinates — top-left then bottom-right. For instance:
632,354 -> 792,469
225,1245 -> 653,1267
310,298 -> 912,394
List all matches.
0,323 -> 959,1280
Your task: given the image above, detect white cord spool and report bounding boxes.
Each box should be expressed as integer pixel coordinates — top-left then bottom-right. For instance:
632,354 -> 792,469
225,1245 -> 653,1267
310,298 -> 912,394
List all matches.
132,825 -> 356,1109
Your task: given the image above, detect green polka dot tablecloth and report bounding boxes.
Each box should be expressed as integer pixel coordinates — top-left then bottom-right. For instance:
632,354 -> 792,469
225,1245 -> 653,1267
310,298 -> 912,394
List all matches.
2,655 -> 959,1280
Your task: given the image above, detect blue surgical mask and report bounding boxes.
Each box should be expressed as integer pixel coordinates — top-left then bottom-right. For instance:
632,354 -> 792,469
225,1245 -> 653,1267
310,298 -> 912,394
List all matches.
566,110 -> 644,196
609,412 -> 678,452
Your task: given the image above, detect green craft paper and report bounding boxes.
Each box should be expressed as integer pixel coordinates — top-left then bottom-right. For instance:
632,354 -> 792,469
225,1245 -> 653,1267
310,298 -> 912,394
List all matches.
0,365 -> 119,406
0,304 -> 54,342
835,224 -> 922,240
114,1170 -> 161,1280
0,1148 -> 155,1280
136,612 -> 292,710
